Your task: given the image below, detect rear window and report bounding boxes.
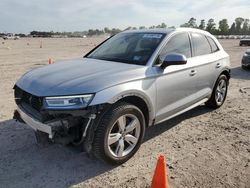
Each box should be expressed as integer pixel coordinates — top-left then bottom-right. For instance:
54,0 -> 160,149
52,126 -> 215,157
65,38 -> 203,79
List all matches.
191,33 -> 212,56
207,37 -> 219,53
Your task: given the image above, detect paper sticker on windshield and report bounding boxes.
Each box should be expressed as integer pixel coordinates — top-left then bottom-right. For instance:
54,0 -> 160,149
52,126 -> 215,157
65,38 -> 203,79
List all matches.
142,34 -> 162,39
133,56 -> 141,61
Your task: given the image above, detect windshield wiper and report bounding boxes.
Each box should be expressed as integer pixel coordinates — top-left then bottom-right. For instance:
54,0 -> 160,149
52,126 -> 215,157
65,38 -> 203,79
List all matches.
93,56 -> 132,64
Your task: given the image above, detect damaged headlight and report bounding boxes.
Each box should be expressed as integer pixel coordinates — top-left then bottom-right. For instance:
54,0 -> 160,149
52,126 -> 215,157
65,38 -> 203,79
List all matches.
44,94 -> 94,109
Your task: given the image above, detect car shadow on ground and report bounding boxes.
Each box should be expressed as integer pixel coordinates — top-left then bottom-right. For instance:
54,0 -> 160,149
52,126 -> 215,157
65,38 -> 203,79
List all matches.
0,119 -> 115,188
231,66 -> 250,80
144,105 -> 212,142
0,105 -> 212,188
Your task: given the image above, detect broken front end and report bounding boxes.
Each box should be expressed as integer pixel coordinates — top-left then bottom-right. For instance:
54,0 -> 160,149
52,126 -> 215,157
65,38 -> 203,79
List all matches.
13,86 -> 107,146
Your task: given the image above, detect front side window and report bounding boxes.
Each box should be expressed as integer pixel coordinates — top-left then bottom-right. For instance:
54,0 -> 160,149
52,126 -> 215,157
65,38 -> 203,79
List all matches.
159,32 -> 192,58
87,32 -> 165,65
191,33 -> 212,56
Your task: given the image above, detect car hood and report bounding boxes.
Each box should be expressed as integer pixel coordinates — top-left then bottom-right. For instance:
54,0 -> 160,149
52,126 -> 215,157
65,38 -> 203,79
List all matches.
16,58 -> 148,97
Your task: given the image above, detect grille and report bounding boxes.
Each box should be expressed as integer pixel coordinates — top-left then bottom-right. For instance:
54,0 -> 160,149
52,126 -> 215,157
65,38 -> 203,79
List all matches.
15,86 -> 43,111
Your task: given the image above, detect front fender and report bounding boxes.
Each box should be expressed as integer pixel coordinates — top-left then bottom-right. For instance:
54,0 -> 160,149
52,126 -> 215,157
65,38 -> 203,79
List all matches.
89,78 -> 156,125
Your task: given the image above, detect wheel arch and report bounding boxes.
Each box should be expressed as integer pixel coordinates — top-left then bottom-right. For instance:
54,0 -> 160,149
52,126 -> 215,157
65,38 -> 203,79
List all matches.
89,79 -> 156,126
90,90 -> 155,127
116,95 -> 150,127
220,69 -> 231,80
212,68 -> 231,89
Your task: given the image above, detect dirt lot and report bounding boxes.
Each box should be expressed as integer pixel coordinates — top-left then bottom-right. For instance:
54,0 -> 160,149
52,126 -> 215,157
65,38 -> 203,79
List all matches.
0,38 -> 249,188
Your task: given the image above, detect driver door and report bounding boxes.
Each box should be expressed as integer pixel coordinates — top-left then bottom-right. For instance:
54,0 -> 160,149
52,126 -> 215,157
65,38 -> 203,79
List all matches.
155,32 -> 198,123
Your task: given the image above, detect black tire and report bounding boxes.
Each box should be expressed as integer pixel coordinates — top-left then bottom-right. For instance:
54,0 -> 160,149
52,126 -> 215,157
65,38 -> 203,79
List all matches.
91,102 -> 145,165
205,74 -> 228,109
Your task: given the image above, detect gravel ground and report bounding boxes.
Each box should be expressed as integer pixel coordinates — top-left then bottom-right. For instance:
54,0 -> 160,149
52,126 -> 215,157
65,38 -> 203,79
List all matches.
0,38 -> 249,188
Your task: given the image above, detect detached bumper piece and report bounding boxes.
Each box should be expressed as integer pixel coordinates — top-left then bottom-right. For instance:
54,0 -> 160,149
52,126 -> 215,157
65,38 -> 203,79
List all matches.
15,104 -> 86,145
16,105 -> 60,139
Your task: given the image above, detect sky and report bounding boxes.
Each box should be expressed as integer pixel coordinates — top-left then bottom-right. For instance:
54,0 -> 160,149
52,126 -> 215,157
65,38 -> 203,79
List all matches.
0,0 -> 249,34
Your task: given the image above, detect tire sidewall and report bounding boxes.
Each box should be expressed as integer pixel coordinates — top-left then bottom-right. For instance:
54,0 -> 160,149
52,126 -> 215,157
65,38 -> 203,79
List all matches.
103,104 -> 145,164
214,74 -> 228,107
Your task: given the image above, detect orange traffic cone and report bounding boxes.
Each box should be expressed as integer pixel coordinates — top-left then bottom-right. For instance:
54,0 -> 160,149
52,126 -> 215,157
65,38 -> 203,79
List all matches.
48,58 -> 52,64
151,154 -> 169,188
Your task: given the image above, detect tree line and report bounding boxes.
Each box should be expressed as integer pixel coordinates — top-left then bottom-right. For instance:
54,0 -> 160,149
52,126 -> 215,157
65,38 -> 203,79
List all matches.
28,28 -> 122,37
28,17 -> 250,37
2,17 -> 249,38
180,17 -> 250,35
27,23 -> 170,37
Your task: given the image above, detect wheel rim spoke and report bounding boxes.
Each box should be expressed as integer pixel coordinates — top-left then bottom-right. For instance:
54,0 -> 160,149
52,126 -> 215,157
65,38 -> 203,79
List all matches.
216,92 -> 220,100
117,116 -> 126,132
218,93 -> 222,102
124,134 -> 138,146
108,133 -> 121,145
216,79 -> 227,104
115,139 -> 124,157
125,119 -> 138,134
219,80 -> 224,89
221,87 -> 226,93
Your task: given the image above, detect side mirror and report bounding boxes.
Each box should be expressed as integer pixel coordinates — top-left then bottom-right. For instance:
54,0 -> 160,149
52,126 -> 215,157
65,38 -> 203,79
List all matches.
160,53 -> 187,69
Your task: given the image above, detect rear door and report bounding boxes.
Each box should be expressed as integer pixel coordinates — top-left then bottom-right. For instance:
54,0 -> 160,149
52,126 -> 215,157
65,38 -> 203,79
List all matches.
190,33 -> 222,99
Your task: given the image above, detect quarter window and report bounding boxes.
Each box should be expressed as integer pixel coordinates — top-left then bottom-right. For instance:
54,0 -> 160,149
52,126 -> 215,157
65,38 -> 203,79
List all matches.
159,33 -> 191,58
207,36 -> 219,53
191,33 -> 212,56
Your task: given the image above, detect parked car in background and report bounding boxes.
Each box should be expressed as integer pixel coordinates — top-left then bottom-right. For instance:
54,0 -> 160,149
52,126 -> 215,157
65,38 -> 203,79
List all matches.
242,49 -> 250,69
3,33 -> 20,40
13,28 -> 230,164
239,36 -> 250,46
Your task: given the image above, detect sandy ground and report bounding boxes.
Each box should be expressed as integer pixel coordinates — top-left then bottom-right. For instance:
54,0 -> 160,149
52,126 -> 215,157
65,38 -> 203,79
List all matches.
0,38 -> 249,188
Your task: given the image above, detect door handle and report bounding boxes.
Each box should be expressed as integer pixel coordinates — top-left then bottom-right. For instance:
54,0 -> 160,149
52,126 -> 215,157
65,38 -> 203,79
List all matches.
189,70 -> 197,76
216,63 -> 222,68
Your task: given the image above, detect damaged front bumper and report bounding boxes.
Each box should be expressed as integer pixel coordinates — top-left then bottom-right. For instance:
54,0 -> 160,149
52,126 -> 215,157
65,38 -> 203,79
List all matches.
16,105 -> 61,139
14,101 -> 109,145
13,86 -> 109,145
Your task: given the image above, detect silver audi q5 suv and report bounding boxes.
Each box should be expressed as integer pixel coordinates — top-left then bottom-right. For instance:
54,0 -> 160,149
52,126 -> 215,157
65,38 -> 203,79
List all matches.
14,28 -> 230,164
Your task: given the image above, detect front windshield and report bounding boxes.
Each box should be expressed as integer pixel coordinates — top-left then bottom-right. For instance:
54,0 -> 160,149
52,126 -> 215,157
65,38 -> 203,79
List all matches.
87,32 -> 166,65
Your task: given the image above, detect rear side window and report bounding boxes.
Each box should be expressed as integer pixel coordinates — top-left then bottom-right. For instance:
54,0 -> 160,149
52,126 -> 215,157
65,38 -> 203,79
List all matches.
207,36 -> 219,53
159,33 -> 191,58
191,33 -> 212,56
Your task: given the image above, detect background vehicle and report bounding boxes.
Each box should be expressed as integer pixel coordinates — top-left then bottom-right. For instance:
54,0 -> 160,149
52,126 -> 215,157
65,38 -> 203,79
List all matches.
14,28 -> 230,164
242,49 -> 250,69
239,36 -> 250,46
3,33 -> 20,40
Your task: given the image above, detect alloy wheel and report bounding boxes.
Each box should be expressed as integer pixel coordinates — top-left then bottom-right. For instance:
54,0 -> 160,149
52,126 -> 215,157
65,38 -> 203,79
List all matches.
215,79 -> 227,105
107,114 -> 141,158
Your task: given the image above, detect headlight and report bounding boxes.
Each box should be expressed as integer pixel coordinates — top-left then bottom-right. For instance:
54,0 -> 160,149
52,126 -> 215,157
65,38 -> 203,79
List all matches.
44,94 -> 94,109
